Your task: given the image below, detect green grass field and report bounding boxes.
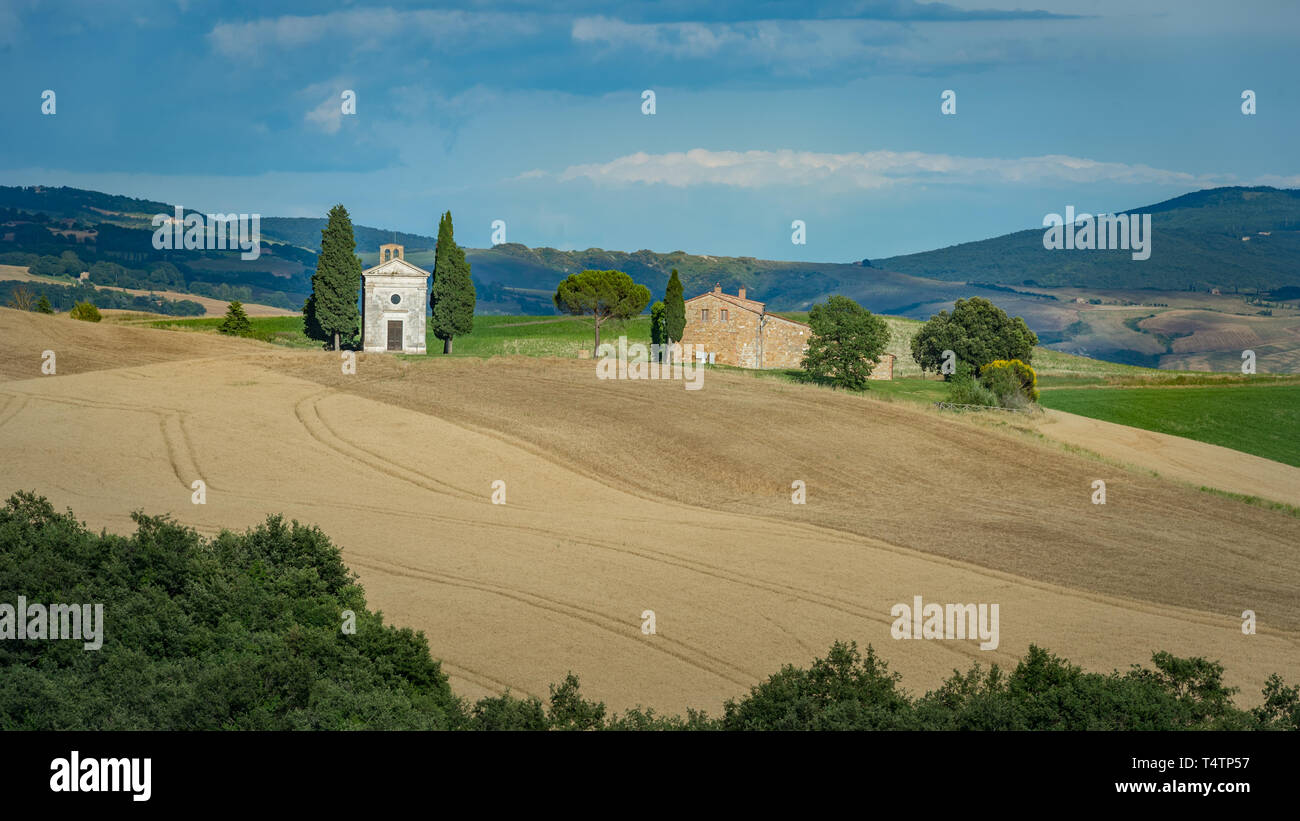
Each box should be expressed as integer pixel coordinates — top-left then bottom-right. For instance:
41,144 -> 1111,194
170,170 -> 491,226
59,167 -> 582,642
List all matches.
1038,383 -> 1300,466
148,315 -> 319,347
150,313 -> 648,357
432,314 -> 650,358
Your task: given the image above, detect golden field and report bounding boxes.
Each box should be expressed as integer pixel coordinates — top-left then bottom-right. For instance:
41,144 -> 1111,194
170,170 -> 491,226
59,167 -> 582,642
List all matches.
1,308 -> 1296,713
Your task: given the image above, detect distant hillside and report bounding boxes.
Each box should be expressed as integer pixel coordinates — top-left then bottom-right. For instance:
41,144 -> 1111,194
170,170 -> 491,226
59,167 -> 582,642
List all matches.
877,187 -> 1300,292
0,185 -> 171,228
5,184 -> 1300,371
259,217 -> 437,255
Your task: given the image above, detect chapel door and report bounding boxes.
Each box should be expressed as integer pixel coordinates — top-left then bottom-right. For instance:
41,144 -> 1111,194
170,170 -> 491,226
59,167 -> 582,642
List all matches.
387,320 -> 403,351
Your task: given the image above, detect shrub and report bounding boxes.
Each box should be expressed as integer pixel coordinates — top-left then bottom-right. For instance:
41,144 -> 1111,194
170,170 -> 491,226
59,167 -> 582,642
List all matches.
35,294 -> 54,314
69,301 -> 102,322
980,359 -> 1039,403
946,363 -> 998,406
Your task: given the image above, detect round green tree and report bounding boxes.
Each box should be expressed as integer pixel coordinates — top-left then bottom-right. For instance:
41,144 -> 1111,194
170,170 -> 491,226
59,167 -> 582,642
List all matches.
911,297 -> 1037,377
800,295 -> 890,391
553,269 -> 651,353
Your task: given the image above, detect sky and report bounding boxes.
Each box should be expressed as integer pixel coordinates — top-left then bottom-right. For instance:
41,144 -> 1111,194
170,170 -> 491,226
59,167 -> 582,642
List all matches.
2,0 -> 1298,261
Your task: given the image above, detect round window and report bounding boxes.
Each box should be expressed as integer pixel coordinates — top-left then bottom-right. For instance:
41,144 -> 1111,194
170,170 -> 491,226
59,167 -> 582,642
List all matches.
390,293 -> 402,305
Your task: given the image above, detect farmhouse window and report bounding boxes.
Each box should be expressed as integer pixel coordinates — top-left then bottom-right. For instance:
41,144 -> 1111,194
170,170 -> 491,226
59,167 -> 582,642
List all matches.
720,309 -> 729,321
701,309 -> 709,321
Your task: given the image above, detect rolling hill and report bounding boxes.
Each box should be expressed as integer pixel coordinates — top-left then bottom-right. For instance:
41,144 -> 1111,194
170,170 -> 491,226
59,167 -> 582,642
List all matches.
876,187 -> 1300,293
5,184 -> 1300,371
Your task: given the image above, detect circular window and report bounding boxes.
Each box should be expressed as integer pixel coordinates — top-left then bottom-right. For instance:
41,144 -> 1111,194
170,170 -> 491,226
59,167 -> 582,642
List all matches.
390,293 -> 402,305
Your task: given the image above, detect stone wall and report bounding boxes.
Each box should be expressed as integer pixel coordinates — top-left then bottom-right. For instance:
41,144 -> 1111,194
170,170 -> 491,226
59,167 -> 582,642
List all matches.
760,314 -> 811,369
362,272 -> 428,353
677,289 -> 894,378
678,293 -> 763,367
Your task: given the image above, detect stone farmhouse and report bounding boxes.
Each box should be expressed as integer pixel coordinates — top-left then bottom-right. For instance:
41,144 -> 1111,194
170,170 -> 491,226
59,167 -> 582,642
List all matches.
678,284 -> 894,378
361,244 -> 428,354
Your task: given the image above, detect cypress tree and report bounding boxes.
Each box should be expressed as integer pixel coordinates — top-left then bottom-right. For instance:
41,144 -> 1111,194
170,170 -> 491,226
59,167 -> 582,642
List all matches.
650,300 -> 666,361
307,205 -> 363,351
664,269 -> 685,345
430,211 -> 475,354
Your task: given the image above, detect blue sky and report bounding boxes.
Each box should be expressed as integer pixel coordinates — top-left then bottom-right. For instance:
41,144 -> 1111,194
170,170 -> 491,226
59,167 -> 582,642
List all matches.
2,0 -> 1297,260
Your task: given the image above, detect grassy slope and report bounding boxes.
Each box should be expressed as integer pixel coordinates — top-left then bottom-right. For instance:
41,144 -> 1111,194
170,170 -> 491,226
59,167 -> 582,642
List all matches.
1038,383 -> 1300,467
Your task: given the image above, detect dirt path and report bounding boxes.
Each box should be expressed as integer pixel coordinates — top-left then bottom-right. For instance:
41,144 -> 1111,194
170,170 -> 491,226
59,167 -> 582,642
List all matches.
1033,408 -> 1300,507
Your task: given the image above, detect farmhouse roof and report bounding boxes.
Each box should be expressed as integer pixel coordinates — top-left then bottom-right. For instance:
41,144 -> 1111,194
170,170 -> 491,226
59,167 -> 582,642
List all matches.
684,286 -> 809,327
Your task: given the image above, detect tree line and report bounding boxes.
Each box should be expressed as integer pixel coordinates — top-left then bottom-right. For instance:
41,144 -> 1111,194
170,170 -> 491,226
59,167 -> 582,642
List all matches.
1,492 -> 1294,731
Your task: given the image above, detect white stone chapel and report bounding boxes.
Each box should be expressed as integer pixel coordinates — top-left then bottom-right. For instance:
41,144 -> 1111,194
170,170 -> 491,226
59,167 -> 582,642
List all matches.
362,244 -> 428,353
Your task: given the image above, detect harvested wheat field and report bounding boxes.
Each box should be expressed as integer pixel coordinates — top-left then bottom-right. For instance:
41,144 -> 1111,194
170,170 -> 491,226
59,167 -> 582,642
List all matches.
1,308 -> 1296,714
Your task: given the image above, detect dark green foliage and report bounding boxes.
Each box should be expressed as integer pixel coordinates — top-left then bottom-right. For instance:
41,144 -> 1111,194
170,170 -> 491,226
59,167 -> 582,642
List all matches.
69,301 -> 101,322
552,269 -> 652,352
721,642 -> 911,730
465,692 -> 550,731
306,204 -> 362,350
35,294 -> 54,314
649,300 -> 666,350
663,269 -> 685,344
976,359 -> 1039,408
301,293 -> 326,343
945,362 -> 999,407
0,492 -> 462,730
430,211 -> 475,354
546,673 -> 606,730
800,295 -> 890,391
911,296 -> 1038,376
218,301 -> 252,336
1254,674 -> 1300,730
3,494 -> 1293,732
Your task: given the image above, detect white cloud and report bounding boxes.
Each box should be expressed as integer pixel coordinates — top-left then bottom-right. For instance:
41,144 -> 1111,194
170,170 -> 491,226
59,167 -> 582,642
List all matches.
573,16 -> 904,64
570,16 -> 1047,73
304,94 -> 343,135
544,148 -> 1237,189
209,8 -> 540,60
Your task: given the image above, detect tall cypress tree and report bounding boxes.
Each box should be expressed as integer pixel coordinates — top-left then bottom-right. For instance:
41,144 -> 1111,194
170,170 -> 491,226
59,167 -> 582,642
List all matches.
430,211 -> 475,354
306,204 -> 363,351
664,269 -> 685,345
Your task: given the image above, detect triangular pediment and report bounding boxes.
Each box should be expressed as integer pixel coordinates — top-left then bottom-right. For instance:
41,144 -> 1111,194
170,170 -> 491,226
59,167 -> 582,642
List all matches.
363,256 -> 430,278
